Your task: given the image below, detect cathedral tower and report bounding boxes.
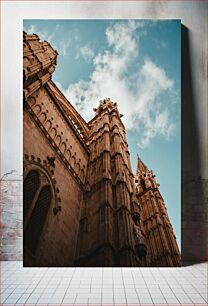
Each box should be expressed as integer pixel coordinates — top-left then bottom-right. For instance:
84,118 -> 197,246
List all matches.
75,99 -> 147,266
135,157 -> 181,266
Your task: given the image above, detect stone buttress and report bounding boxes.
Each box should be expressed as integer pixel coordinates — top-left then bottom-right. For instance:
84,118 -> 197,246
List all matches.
75,99 -> 148,266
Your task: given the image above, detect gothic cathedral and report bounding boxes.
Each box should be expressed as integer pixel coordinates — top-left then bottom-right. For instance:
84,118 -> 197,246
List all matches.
23,32 -> 181,267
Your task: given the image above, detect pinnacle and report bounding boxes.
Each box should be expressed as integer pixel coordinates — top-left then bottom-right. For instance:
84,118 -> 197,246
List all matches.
136,155 -> 149,176
93,98 -> 119,115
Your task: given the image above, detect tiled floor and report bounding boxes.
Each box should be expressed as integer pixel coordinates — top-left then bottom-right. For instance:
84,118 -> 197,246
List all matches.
0,261 -> 207,305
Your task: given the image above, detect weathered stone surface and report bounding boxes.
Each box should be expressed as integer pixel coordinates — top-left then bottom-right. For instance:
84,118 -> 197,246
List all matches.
0,179 -> 23,261
182,176 -> 208,263
135,158 -> 181,267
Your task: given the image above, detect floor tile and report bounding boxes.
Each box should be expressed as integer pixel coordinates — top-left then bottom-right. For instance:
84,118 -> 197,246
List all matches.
88,298 -> 102,304
0,261 -> 207,306
75,297 -> 89,304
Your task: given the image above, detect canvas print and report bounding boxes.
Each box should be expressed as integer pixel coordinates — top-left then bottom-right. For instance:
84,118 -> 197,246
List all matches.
23,20 -> 181,267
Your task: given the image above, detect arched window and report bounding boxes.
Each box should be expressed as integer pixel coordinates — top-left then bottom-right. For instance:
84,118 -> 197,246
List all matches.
33,105 -> 41,115
61,142 -> 66,154
24,185 -> 52,253
27,96 -> 36,108
39,112 -> 47,123
23,167 -> 54,255
23,170 -> 40,219
141,179 -> 146,191
56,135 -> 62,146
50,128 -> 57,139
75,163 -> 80,174
45,120 -> 52,131
66,149 -> 71,161
71,156 -> 76,168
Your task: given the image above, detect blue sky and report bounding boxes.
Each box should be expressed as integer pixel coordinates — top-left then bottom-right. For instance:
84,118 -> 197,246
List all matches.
24,19 -> 181,248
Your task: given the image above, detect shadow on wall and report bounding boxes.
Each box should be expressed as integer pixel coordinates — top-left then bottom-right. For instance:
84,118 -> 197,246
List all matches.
181,25 -> 208,265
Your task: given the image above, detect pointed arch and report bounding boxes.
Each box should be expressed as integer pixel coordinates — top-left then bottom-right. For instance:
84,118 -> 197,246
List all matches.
56,135 -> 62,146
61,142 -> 66,154
33,104 -> 41,115
39,112 -> 47,123
23,170 -> 40,219
75,163 -> 80,174
27,96 -> 36,108
50,128 -> 57,139
45,120 -> 52,131
24,185 -> 52,253
66,149 -> 71,161
71,156 -> 76,168
23,159 -> 62,259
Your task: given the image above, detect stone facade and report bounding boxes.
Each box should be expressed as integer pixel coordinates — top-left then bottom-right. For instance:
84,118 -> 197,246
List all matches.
22,32 -> 181,267
135,159 -> 181,266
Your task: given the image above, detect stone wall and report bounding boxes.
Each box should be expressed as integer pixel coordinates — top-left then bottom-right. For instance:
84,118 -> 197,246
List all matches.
23,88 -> 88,266
0,174 -> 23,260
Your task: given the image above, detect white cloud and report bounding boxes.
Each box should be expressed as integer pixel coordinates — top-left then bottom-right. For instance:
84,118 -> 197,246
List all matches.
26,24 -> 36,34
141,59 -> 173,90
58,40 -> 70,56
76,45 -> 94,63
57,21 -> 177,148
24,23 -> 70,57
25,24 -> 54,43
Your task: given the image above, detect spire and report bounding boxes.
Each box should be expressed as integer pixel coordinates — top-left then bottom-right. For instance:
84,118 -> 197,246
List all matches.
136,155 -> 148,176
93,98 -> 120,116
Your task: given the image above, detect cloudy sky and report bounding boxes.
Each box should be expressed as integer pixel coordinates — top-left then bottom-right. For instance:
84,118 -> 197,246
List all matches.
24,19 -> 181,247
